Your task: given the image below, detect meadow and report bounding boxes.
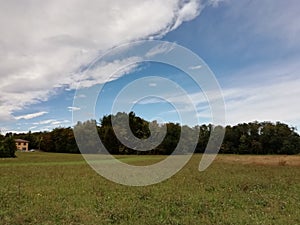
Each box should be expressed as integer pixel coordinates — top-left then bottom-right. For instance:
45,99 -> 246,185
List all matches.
0,152 -> 300,225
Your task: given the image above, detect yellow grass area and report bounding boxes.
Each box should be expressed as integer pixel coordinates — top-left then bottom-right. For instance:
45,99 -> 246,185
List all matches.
215,154 -> 300,166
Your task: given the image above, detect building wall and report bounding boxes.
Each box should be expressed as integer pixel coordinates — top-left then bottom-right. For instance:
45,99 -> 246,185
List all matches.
16,142 -> 29,151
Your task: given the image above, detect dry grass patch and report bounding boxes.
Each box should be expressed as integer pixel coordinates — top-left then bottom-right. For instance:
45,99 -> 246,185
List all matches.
215,154 -> 300,166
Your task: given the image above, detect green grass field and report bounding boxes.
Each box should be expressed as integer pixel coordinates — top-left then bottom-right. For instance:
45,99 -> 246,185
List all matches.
1,152 -> 300,225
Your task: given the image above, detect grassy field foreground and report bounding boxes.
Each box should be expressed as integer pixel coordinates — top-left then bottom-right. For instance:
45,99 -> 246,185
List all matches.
0,152 -> 300,225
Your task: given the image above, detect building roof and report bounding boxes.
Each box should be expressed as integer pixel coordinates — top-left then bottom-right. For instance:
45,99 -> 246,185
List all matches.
14,139 -> 29,143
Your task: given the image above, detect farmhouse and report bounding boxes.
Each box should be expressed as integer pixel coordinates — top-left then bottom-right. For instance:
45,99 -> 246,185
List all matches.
15,139 -> 29,151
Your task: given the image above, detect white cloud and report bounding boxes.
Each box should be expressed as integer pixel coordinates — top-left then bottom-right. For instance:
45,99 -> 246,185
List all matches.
33,119 -> 70,126
14,111 -> 48,120
149,83 -> 157,87
51,121 -> 62,125
223,70 -> 300,127
189,65 -> 202,70
33,119 -> 56,125
72,57 -> 142,89
171,0 -> 204,30
145,42 -> 176,58
0,0 -> 203,122
68,106 -> 81,112
74,94 -> 86,99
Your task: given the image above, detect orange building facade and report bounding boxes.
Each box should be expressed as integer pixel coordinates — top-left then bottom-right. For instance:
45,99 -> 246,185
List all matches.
15,139 -> 29,151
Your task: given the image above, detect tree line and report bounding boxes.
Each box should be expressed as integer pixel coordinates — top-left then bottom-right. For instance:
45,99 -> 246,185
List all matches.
1,112 -> 300,157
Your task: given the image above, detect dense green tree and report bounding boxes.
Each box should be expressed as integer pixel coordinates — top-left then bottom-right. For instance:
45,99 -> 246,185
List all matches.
222,125 -> 240,154
0,133 -> 4,141
0,137 -> 17,158
99,125 -> 121,154
196,124 -> 210,153
239,134 -> 250,154
157,122 -> 181,155
73,120 -> 99,153
24,131 -> 39,149
40,131 -> 55,152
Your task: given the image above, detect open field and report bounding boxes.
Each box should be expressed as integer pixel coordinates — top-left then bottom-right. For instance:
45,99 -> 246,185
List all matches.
1,152 -> 300,225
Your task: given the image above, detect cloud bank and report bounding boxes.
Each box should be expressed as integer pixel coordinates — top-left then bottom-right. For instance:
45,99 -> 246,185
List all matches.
0,0 -> 203,122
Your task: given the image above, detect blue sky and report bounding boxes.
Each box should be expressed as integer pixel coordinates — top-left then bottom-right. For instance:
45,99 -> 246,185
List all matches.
1,0 -> 300,134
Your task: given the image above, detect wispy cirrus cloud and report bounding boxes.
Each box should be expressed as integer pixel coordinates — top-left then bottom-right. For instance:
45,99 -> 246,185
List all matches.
33,119 -> 56,125
131,58 -> 300,129
14,111 -> 48,120
178,60 -> 300,128
222,59 -> 300,127
189,65 -> 202,70
68,106 -> 81,112
145,42 -> 176,58
33,119 -> 70,126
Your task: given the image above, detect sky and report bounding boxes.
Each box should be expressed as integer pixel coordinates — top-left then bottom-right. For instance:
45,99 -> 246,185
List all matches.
1,0 -> 300,134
